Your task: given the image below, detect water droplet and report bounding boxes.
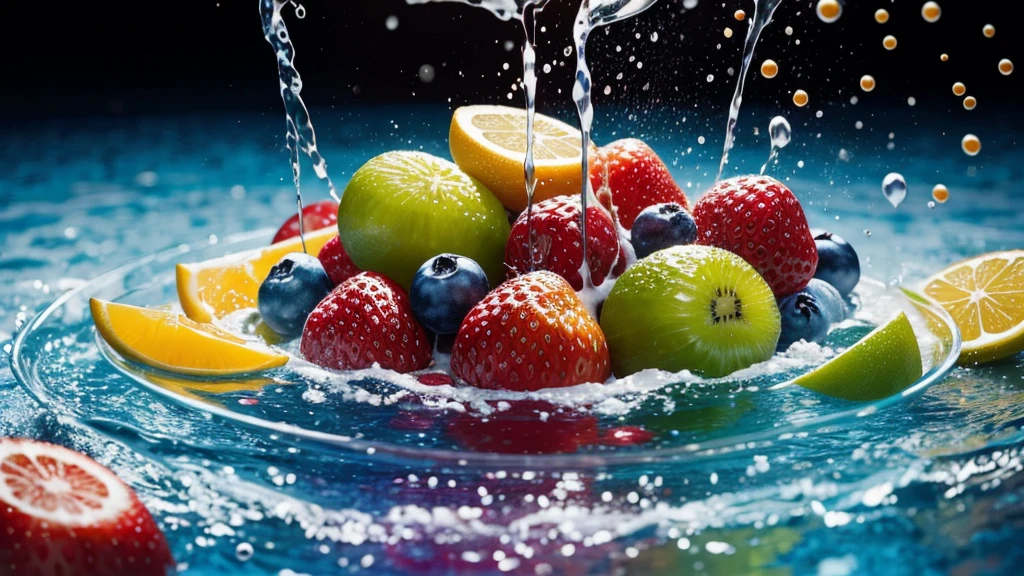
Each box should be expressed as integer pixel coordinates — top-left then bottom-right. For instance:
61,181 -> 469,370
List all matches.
735,9 -> 746,21
769,116 -> 792,149
882,173 -> 908,208
983,24 -> 995,38
928,201 -> 936,209
651,32 -> 659,42
724,27 -> 734,38
816,0 -> 842,23
940,53 -> 949,62
707,74 -> 715,82
385,15 -> 399,31
921,2 -> 941,23
907,97 -> 917,106
785,26 -> 794,36
860,75 -> 876,92
864,229 -> 872,237
961,134 -> 981,156
236,543 -> 254,562
792,90 -> 809,107
932,184 -> 950,203
952,82 -> 966,96
875,9 -> 890,24
999,59 -> 1014,75
963,96 -> 977,110
761,59 -> 779,79
883,36 -> 898,50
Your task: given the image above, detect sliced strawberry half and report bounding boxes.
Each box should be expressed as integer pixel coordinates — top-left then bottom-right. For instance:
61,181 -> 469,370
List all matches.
0,438 -> 174,576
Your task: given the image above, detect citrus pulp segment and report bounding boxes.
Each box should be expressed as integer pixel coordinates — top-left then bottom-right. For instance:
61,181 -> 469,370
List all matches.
176,227 -> 335,323
922,250 -> 1024,365
793,311 -> 923,401
91,298 -> 289,376
449,104 -> 593,212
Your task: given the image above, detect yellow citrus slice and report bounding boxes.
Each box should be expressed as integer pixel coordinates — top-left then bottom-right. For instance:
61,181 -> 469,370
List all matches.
176,227 -> 335,323
449,104 -> 593,212
91,298 -> 289,376
922,250 -> 1024,365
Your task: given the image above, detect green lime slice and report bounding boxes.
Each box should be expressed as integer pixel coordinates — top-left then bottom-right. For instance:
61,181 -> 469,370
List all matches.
792,311 -> 923,401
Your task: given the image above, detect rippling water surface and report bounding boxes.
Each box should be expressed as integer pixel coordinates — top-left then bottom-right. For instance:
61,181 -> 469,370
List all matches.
2,105 -> 1023,575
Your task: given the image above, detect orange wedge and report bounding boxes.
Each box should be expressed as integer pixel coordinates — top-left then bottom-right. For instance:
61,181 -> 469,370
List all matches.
91,298 -> 288,376
449,104 -> 594,212
923,250 -> 1024,365
176,227 -> 335,323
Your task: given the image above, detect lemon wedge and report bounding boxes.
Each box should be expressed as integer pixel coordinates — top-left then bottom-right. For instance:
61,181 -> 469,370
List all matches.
91,298 -> 288,376
176,227 -> 335,323
449,104 -> 592,212
922,250 -> 1024,365
793,311 -> 923,401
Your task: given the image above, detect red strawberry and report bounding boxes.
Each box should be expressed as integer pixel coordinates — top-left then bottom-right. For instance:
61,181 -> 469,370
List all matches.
589,138 -> 690,230
271,200 -> 339,244
504,195 -> 622,290
450,271 -> 611,391
0,438 -> 174,576
692,175 -> 818,298
301,272 -> 432,373
317,234 -> 360,286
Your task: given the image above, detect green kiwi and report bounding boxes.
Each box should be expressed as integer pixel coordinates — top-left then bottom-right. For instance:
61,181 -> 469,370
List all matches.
600,245 -> 781,378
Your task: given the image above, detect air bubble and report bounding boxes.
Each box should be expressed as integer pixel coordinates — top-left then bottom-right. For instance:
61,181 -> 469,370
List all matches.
907,97 -> 917,106
928,201 -> 936,209
921,2 -> 941,23
418,64 -> 436,83
882,173 -> 908,208
961,134 -> 981,156
860,75 -> 876,92
236,543 -> 254,562
816,0 -> 842,23
385,16 -> 399,31
761,60 -> 779,79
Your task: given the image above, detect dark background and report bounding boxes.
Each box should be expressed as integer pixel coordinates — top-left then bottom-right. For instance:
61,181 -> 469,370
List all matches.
6,0 -> 1021,121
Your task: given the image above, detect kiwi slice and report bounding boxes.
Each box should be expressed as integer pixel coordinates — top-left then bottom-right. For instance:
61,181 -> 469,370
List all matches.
600,245 -> 781,378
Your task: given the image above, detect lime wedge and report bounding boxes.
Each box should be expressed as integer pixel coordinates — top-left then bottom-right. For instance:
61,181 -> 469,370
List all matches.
793,311 -> 923,401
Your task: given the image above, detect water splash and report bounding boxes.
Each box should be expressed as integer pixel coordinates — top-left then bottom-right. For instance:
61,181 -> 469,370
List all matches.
717,0 -> 785,181
572,0 -> 659,298
760,116 -> 791,175
259,0 -> 338,253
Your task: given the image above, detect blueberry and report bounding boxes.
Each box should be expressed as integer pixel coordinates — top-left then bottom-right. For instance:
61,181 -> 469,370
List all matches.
812,229 -> 861,297
257,252 -> 333,338
631,202 -> 698,260
410,254 -> 490,335
777,279 -> 845,350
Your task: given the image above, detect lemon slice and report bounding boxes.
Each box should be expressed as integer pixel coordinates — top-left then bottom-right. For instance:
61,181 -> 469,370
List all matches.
91,298 -> 288,376
922,250 -> 1024,365
792,311 -> 923,401
176,227 -> 335,323
449,104 -> 592,212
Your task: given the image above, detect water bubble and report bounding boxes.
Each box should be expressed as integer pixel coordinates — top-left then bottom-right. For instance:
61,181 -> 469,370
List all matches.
418,64 -> 436,83
907,97 -> 917,106
855,120 -> 864,129
952,83 -> 966,96
504,40 -> 515,51
651,32 -> 659,42
698,136 -> 706,145
962,134 -> 981,156
875,9 -> 890,24
769,116 -> 792,148
735,9 -> 746,21
860,75 -> 876,92
683,0 -> 698,9
963,96 -> 977,110
999,59 -> 1014,75
761,59 -> 779,79
928,201 -> 936,209
724,27 -> 734,38
816,0 -> 842,23
864,229 -> 872,237
940,53 -> 949,62
604,85 -> 611,95
883,36 -> 898,50
882,173 -> 908,208
385,15 -> 399,31
785,26 -> 794,36
983,24 -> 995,38
921,2 -> 941,23
707,74 -> 715,82
792,90 -> 809,107
236,543 -> 254,562
932,184 -> 950,203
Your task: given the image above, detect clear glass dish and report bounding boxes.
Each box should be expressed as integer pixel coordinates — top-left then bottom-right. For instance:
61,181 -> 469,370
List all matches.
11,229 -> 962,469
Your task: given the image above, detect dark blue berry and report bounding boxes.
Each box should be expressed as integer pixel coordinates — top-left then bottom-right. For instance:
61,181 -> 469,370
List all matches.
257,252 -> 333,338
410,254 -> 489,335
777,279 -> 845,350
630,202 -> 698,260
812,230 -> 860,297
